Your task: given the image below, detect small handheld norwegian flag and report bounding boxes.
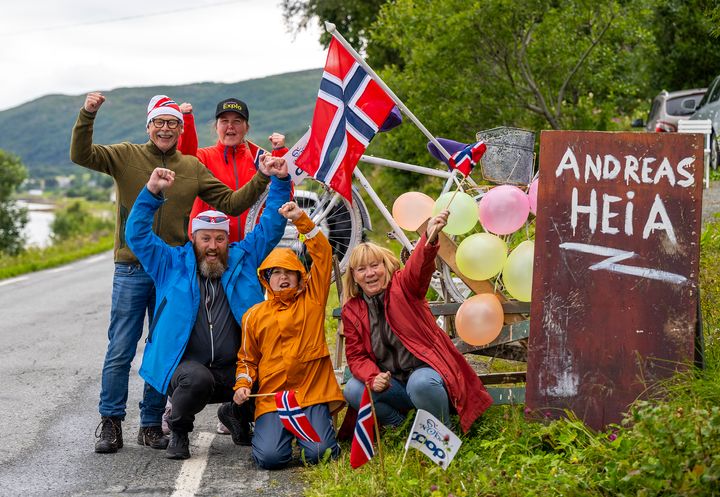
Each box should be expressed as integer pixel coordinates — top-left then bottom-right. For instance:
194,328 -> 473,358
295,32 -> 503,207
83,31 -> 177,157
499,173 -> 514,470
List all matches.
275,390 -> 321,443
427,137 -> 487,177
350,386 -> 375,469
449,141 -> 487,177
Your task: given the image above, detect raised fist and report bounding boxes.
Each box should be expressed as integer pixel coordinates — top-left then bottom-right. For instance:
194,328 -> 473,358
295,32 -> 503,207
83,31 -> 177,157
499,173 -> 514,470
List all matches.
278,201 -> 302,222
147,167 -> 175,195
84,92 -> 105,113
268,132 -> 285,150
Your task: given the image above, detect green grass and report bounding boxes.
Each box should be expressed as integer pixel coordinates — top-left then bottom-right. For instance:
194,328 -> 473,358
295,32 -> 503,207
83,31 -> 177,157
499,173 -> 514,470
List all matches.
0,233 -> 114,279
0,198 -> 115,280
303,219 -> 720,496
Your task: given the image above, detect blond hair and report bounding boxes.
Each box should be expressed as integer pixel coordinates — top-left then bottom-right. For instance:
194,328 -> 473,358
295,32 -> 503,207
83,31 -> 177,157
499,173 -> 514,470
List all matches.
342,242 -> 401,302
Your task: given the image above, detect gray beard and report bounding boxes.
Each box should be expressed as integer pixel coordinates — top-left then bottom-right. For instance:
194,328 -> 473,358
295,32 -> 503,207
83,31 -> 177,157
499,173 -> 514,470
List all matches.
198,259 -> 226,279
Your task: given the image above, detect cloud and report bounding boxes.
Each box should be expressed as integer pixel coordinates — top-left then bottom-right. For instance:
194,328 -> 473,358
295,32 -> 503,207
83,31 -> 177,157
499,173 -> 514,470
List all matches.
0,0 -> 326,110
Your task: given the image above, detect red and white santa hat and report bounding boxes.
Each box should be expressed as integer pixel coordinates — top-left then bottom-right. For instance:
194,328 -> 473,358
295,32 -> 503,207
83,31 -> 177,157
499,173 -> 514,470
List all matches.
146,95 -> 183,126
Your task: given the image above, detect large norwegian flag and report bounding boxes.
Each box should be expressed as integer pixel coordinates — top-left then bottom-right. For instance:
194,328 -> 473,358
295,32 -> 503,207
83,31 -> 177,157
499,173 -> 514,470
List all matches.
295,37 -> 396,202
275,390 -> 321,443
350,386 -> 375,469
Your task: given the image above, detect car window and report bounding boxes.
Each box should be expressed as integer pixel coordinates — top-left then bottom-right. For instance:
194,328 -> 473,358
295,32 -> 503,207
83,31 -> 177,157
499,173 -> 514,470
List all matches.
666,95 -> 702,116
647,98 -> 661,121
698,77 -> 720,107
710,85 -> 720,104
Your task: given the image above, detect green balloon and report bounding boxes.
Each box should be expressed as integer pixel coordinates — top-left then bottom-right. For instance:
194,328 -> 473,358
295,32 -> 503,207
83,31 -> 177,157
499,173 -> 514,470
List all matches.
456,233 -> 507,281
502,240 -> 534,302
433,191 -> 478,235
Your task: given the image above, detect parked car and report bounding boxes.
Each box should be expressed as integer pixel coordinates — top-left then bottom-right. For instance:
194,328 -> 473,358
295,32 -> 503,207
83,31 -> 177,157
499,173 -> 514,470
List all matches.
690,74 -> 720,170
632,88 -> 707,132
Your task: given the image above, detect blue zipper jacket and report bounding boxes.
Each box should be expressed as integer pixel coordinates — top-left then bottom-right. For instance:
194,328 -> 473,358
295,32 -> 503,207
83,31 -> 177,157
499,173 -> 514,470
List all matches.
125,175 -> 291,394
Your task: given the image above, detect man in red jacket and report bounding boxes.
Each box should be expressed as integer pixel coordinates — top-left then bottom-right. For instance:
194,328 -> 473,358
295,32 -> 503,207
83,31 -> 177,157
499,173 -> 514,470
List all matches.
178,98 -> 288,242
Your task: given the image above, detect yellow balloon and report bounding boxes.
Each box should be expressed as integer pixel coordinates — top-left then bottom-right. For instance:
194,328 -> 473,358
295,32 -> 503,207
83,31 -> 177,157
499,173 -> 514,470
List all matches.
432,191 -> 478,235
502,240 -> 535,302
456,294 -> 504,346
392,192 -> 436,231
456,233 -> 507,281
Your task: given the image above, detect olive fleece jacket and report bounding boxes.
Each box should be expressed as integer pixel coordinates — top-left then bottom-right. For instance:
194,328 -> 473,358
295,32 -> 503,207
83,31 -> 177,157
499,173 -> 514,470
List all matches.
69,108 -> 269,263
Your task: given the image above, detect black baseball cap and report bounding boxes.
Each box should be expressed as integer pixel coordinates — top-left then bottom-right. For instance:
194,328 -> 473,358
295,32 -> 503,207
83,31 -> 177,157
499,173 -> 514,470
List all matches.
215,98 -> 249,121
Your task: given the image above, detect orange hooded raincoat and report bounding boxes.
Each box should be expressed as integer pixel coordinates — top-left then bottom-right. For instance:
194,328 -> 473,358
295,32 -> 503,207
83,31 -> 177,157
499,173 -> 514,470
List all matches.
234,212 -> 344,419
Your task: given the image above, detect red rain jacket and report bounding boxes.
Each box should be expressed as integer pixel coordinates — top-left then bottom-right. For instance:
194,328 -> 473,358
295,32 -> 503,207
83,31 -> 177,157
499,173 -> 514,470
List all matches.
342,233 -> 493,432
178,113 -> 287,242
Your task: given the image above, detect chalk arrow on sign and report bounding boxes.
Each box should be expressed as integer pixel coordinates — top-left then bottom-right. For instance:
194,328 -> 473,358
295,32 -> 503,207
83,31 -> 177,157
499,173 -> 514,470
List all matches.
559,242 -> 687,285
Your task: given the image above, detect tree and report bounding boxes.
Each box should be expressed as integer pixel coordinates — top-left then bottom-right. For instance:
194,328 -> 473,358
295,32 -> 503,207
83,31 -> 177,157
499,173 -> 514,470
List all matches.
281,0 -> 388,50
362,0 -> 657,184
647,0 -> 720,91
51,200 -> 114,242
0,150 -> 28,255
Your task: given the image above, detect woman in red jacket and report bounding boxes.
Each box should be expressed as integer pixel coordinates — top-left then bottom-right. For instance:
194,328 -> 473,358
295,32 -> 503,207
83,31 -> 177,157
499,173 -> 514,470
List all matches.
178,98 -> 288,242
341,211 -> 493,432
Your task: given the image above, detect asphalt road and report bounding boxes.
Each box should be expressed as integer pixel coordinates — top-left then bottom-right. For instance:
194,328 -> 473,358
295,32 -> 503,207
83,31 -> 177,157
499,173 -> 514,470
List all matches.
0,252 -> 305,497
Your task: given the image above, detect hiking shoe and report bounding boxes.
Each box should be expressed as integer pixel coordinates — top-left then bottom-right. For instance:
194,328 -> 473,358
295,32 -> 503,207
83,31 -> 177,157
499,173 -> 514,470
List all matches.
216,421 -> 231,435
94,416 -> 123,454
166,431 -> 190,460
137,425 -> 170,450
217,402 -> 252,446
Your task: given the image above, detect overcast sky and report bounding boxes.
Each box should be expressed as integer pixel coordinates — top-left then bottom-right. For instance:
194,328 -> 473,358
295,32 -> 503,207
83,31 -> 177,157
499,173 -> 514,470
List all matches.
0,0 -> 326,111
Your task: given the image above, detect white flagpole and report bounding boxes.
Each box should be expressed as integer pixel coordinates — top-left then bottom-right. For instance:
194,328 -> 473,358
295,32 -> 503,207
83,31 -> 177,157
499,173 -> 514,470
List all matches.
324,21 -> 454,163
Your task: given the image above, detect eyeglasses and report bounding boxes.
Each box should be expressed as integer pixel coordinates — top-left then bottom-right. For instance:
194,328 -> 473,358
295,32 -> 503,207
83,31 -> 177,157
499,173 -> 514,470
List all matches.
196,214 -> 229,224
150,118 -> 181,129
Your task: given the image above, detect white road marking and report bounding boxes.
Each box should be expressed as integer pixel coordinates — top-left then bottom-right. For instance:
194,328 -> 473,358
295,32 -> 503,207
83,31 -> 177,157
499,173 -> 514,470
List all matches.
49,266 -> 71,273
84,254 -> 108,265
559,242 -> 687,284
0,276 -> 29,287
170,432 -> 216,497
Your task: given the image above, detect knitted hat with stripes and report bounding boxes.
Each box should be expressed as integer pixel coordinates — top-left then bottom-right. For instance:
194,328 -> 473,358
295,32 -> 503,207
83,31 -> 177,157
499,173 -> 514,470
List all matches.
146,95 -> 183,127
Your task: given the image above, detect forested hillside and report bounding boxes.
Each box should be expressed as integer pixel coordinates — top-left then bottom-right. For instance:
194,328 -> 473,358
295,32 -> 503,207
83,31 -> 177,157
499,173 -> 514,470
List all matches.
0,69 -> 321,178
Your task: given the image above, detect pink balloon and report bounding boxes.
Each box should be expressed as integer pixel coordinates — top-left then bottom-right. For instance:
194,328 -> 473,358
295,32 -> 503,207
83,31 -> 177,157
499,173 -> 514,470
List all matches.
478,185 -> 530,235
392,192 -> 435,231
528,178 -> 539,215
455,294 -> 504,346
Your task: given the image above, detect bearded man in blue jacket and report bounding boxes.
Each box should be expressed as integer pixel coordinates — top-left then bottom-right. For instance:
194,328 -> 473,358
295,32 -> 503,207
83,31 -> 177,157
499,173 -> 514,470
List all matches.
125,156 -> 292,459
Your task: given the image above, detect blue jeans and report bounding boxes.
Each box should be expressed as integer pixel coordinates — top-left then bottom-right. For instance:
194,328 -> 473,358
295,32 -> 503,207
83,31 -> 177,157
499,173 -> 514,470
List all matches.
99,263 -> 166,426
344,367 -> 450,427
252,404 -> 340,470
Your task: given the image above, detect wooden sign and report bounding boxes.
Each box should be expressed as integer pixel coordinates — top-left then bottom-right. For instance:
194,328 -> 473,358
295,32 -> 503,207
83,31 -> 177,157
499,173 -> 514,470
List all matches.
526,131 -> 703,430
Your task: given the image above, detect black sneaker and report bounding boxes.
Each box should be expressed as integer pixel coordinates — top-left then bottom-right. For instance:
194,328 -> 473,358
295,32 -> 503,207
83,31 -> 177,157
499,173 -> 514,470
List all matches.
137,425 -> 170,450
217,402 -> 252,446
95,416 -> 123,454
166,431 -> 190,460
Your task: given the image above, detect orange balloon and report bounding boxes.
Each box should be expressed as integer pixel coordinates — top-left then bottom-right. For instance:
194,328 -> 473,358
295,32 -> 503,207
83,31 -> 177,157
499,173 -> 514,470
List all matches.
455,294 -> 504,346
392,192 -> 435,231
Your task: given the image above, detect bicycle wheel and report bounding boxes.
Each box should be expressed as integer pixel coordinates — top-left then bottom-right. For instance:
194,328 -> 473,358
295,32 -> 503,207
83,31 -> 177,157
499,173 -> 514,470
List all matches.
244,179 -> 364,275
437,261 -> 472,302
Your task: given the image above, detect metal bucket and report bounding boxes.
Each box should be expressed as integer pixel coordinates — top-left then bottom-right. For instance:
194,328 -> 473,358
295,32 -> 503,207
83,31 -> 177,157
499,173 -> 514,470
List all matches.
476,127 -> 536,185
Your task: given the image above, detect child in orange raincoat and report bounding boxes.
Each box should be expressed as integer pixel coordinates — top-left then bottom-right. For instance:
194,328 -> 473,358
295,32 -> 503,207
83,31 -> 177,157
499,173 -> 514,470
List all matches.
226,202 -> 344,469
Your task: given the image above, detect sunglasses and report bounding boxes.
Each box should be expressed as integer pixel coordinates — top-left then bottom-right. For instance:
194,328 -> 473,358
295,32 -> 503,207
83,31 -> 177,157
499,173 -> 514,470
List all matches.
196,215 -> 229,224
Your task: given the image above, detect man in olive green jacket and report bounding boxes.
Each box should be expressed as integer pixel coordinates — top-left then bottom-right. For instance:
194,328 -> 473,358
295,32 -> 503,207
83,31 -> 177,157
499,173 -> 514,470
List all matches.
70,92 -> 274,455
